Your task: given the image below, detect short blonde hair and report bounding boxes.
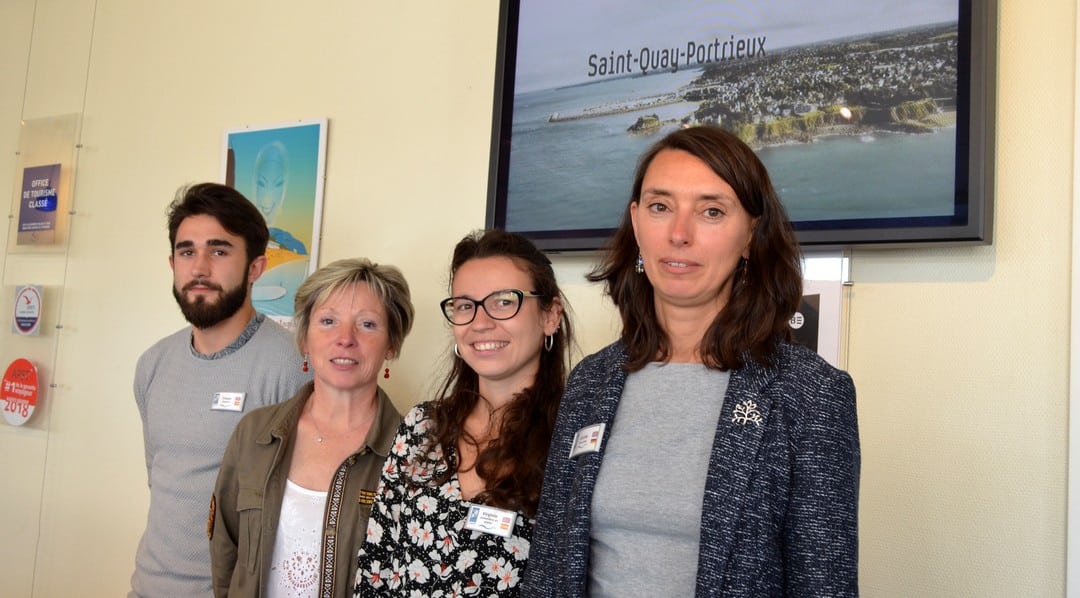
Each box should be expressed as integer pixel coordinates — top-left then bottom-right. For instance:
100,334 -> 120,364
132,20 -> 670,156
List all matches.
293,258 -> 414,357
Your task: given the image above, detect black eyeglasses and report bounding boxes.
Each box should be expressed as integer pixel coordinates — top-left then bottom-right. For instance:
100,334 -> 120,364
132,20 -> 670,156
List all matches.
440,289 -> 545,326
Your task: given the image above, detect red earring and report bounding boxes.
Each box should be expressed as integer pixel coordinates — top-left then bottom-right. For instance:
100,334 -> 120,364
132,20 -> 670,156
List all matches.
383,367 -> 390,379
302,356 -> 309,373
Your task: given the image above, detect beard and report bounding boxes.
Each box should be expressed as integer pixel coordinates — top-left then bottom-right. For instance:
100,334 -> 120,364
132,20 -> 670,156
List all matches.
172,274 -> 250,330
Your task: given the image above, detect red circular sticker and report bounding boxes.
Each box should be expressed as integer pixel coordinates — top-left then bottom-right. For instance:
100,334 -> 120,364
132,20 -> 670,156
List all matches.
2,358 -> 39,426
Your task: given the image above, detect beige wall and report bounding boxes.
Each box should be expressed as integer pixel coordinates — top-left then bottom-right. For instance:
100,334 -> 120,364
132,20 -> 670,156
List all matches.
0,0 -> 1070,595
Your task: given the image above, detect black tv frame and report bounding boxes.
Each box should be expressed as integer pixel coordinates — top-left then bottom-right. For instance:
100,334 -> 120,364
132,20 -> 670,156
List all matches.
486,0 -> 996,251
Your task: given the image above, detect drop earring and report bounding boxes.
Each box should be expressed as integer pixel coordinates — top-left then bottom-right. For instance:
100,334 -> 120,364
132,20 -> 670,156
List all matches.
302,355 -> 309,373
383,367 -> 390,379
635,254 -> 644,274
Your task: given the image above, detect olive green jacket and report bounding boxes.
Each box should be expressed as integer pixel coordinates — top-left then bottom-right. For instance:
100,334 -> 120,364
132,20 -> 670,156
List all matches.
210,382 -> 402,597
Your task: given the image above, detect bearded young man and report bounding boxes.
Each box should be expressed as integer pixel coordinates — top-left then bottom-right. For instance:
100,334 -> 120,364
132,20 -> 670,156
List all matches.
130,183 -> 311,597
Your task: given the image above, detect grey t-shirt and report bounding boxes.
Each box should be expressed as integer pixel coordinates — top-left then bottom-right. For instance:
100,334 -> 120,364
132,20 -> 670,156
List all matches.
589,362 -> 730,598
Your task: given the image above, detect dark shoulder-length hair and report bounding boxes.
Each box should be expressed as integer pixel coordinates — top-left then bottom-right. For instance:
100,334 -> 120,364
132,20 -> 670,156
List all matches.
426,229 -> 572,517
589,125 -> 802,371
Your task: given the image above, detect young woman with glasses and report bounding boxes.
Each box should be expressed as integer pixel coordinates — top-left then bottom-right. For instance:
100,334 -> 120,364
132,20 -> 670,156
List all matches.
354,229 -> 573,597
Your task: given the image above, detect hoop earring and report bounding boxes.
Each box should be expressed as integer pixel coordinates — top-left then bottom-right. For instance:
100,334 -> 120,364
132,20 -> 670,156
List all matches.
635,254 -> 644,275
453,344 -> 461,358
544,334 -> 554,351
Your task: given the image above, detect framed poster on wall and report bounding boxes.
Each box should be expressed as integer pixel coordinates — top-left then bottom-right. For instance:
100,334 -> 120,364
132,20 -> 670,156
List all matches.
222,119 -> 327,324
7,114 -> 80,253
17,164 -> 61,245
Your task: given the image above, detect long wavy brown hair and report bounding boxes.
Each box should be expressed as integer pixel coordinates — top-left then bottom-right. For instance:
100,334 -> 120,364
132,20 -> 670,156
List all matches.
424,229 -> 572,517
589,125 -> 803,372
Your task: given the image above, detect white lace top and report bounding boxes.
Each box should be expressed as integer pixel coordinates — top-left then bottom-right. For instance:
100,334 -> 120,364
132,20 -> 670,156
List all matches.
266,479 -> 328,598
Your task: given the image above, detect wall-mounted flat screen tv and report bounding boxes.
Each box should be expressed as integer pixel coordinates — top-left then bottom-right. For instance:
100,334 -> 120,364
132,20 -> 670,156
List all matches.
486,0 -> 996,250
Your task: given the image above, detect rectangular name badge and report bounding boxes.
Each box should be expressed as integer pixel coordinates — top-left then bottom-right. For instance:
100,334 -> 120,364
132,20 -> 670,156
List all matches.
569,423 -> 605,459
211,392 -> 246,412
464,504 -> 517,538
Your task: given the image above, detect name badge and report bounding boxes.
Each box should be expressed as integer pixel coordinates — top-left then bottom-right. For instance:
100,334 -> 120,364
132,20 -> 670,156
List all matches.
211,392 -> 246,412
464,504 -> 517,538
569,423 -> 605,459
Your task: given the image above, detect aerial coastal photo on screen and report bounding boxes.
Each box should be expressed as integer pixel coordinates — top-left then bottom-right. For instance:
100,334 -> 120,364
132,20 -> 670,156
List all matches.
505,0 -> 962,232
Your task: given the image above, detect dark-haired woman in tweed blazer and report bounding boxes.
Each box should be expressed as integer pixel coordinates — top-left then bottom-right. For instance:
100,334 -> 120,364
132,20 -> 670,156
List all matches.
523,126 -> 859,598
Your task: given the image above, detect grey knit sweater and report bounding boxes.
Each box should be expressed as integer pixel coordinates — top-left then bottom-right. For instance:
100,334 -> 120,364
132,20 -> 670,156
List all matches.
130,314 -> 310,597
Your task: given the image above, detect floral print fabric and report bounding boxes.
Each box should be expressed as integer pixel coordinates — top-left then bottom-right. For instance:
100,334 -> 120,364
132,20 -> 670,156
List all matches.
354,403 -> 533,597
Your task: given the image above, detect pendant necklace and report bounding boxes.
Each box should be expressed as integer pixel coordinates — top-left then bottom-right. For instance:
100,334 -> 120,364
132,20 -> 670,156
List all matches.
307,400 -> 346,444
309,415 -> 356,444
306,400 -> 373,444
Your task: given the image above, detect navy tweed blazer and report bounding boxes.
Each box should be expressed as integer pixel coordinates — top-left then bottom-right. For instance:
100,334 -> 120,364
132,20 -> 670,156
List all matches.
522,341 -> 859,597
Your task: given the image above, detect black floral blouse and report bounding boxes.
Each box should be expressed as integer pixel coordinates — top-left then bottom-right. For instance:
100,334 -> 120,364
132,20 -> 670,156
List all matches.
354,403 -> 533,597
